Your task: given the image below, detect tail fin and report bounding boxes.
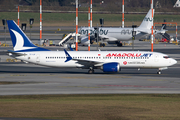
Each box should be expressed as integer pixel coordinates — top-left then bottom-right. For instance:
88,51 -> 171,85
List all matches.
138,9 -> 155,29
7,20 -> 49,52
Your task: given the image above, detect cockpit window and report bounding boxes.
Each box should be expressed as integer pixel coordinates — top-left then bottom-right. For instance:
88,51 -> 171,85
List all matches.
163,56 -> 169,59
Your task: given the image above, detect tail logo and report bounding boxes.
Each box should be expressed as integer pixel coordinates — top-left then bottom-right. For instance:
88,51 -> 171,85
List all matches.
144,17 -> 153,22
11,29 -> 35,51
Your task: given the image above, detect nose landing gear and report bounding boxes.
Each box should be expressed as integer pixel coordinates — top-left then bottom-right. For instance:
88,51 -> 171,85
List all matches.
157,70 -> 161,75
157,67 -> 167,75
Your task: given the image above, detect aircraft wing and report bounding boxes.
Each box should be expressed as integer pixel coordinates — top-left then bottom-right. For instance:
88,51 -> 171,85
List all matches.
73,59 -> 103,67
99,35 -> 118,42
138,26 -> 168,35
64,49 -> 103,67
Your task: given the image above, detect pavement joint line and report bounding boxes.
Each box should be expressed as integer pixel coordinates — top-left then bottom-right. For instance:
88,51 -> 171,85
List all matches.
61,76 -> 89,79
10,74 -> 27,76
58,86 -> 104,88
147,79 -> 168,81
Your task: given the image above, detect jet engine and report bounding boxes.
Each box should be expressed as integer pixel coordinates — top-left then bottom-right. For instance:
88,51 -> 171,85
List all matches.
101,62 -> 120,72
80,36 -> 95,45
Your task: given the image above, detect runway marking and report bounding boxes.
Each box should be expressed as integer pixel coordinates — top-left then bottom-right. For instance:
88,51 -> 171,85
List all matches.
95,76 -> 132,78
98,85 -> 169,88
58,86 -> 104,88
139,74 -> 160,75
147,79 -> 167,81
61,76 -> 131,79
0,81 -> 21,85
38,74 -> 56,76
61,77 -> 89,79
117,89 -> 151,91
58,85 -> 169,89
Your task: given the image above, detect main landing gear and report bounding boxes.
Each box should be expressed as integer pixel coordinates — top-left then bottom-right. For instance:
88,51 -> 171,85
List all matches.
99,43 -> 105,47
88,67 -> 94,74
116,41 -> 123,47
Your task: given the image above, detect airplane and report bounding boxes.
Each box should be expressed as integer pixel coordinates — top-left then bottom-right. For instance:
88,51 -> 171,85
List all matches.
78,9 -> 165,47
7,20 -> 177,74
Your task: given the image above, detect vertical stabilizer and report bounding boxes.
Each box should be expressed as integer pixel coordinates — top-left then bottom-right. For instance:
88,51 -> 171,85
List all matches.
138,9 -> 155,29
174,0 -> 180,7
7,20 -> 49,52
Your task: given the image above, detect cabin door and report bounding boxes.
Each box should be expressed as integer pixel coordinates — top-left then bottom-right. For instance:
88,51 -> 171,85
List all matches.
36,54 -> 40,62
154,54 -> 159,62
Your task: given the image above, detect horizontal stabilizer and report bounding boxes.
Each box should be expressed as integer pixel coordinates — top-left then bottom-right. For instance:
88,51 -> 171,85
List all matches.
7,50 -> 27,56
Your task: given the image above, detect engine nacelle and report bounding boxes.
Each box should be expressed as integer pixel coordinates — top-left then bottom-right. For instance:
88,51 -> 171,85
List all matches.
80,36 -> 94,45
101,62 -> 120,72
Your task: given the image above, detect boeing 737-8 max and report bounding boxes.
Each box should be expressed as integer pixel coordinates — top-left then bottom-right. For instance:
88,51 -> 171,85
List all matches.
7,20 -> 177,74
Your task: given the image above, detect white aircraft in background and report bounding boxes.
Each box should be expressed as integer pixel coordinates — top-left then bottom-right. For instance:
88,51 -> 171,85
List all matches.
78,9 -> 165,47
7,20 -> 177,74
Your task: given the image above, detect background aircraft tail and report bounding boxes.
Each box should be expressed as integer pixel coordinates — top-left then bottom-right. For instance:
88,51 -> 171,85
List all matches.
138,9 -> 155,30
7,20 -> 49,52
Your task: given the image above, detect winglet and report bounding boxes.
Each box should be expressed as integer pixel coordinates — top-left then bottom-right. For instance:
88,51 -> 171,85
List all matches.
64,49 -> 72,62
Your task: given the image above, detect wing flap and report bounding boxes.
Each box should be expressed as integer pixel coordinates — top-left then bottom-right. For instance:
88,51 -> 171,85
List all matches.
73,58 -> 102,66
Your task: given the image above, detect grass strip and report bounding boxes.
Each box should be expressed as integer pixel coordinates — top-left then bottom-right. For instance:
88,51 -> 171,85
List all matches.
1,12 -> 180,26
0,94 -> 180,120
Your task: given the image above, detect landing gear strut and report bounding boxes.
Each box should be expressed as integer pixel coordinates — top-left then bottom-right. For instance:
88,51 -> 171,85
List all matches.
88,67 -> 94,74
116,41 -> 123,47
99,43 -> 105,47
157,70 -> 161,75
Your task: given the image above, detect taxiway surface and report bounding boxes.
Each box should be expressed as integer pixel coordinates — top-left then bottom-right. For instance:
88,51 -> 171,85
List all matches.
0,63 -> 180,95
0,43 -> 180,95
0,29 -> 180,95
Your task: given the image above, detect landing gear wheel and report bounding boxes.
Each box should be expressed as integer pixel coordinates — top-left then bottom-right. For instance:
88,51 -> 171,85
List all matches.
99,43 -> 102,47
99,43 -> 105,47
88,69 -> 94,74
116,42 -> 123,47
157,71 -> 161,75
102,43 -> 105,47
90,40 -> 94,44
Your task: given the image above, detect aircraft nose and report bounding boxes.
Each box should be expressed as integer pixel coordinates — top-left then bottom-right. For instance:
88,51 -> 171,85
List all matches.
171,58 -> 177,65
